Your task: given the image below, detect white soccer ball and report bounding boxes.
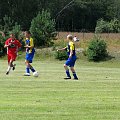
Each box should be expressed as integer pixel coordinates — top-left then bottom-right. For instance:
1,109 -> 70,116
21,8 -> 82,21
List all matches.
33,71 -> 39,77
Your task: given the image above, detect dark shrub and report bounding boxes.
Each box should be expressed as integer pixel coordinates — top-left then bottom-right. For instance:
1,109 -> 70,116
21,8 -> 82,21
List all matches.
87,36 -> 108,61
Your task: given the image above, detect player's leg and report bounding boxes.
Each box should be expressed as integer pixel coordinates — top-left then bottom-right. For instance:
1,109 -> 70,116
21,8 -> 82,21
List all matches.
24,60 -> 31,76
70,67 -> 78,80
6,55 -> 10,74
6,59 -> 13,75
70,56 -> 78,80
29,64 -> 36,73
12,63 -> 16,70
24,53 -> 31,76
6,54 -> 15,75
64,59 -> 71,79
24,52 -> 36,76
24,61 -> 36,76
11,54 -> 17,71
28,52 -> 36,73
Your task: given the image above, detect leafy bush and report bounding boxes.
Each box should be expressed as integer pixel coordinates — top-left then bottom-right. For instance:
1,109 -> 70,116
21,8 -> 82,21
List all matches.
55,50 -> 68,60
11,22 -> 21,39
30,10 -> 56,47
0,15 -> 14,33
87,36 -> 108,61
0,32 -> 7,57
95,19 -> 109,33
95,18 -> 120,33
0,41 -> 5,57
109,18 -> 120,33
54,39 -> 68,60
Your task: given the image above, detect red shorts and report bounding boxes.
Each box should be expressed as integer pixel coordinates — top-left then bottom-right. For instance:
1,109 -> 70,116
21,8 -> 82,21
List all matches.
7,54 -> 17,63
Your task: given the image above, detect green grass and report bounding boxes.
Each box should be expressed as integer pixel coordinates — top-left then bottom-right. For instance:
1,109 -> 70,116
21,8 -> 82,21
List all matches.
0,59 -> 120,120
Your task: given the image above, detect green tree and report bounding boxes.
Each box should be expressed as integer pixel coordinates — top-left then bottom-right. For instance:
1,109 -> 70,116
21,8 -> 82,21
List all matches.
30,10 -> 56,47
0,0 -> 120,31
0,15 -> 21,57
87,36 -> 108,61
0,15 -> 14,33
95,18 -> 120,33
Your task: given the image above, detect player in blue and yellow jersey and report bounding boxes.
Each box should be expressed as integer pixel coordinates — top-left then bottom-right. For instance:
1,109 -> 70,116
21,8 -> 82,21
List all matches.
57,34 -> 78,80
24,31 -> 36,76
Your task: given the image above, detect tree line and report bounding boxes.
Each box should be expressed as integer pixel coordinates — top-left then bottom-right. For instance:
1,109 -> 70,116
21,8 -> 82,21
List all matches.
0,0 -> 120,31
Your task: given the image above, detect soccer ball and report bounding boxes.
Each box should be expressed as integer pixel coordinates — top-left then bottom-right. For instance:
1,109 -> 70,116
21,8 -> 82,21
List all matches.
33,71 -> 39,77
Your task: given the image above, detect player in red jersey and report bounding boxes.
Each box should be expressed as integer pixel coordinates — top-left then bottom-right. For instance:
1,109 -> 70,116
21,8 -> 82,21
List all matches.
4,33 -> 22,75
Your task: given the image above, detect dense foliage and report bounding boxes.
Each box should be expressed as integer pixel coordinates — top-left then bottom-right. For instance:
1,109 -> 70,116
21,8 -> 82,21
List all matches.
30,10 -> 56,47
95,18 -> 120,33
55,50 -> 68,60
54,39 -> 68,60
87,36 -> 108,61
0,15 -> 22,56
0,0 -> 120,31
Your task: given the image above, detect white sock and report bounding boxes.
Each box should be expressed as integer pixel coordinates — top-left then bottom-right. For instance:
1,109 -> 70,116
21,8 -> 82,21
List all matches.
7,66 -> 12,72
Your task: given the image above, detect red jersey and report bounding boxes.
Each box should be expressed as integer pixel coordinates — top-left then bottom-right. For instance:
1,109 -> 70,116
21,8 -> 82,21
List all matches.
5,38 -> 22,55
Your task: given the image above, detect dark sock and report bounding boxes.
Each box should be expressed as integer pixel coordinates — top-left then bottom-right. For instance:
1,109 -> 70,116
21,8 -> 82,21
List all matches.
73,72 -> 78,79
26,67 -> 30,73
66,70 -> 71,78
30,68 -> 35,73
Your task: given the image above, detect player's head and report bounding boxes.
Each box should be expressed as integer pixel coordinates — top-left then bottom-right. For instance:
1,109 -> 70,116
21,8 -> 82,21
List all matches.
26,38 -> 29,40
9,33 -> 15,40
25,31 -> 31,38
67,34 -> 73,41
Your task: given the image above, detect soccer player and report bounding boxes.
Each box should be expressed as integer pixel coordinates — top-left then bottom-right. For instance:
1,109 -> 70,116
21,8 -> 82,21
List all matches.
24,31 -> 36,76
57,34 -> 78,80
4,33 -> 22,75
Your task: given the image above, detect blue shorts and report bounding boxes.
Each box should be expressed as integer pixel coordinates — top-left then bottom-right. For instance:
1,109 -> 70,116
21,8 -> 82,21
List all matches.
26,52 -> 35,63
65,56 -> 77,67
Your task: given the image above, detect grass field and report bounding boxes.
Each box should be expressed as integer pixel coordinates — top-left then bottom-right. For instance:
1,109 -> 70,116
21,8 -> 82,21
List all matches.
0,59 -> 120,120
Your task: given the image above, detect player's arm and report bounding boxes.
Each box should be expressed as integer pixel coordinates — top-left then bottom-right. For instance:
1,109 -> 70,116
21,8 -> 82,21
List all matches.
57,47 -> 67,51
69,43 -> 74,58
24,40 -> 33,49
24,45 -> 33,48
4,44 -> 9,48
17,41 -> 22,48
24,44 -> 33,48
69,49 -> 73,58
4,41 -> 11,48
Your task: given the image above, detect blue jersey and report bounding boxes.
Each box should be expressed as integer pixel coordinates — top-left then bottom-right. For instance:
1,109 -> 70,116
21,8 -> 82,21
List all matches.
25,37 -> 35,63
25,37 -> 35,53
66,41 -> 76,57
65,41 -> 76,67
